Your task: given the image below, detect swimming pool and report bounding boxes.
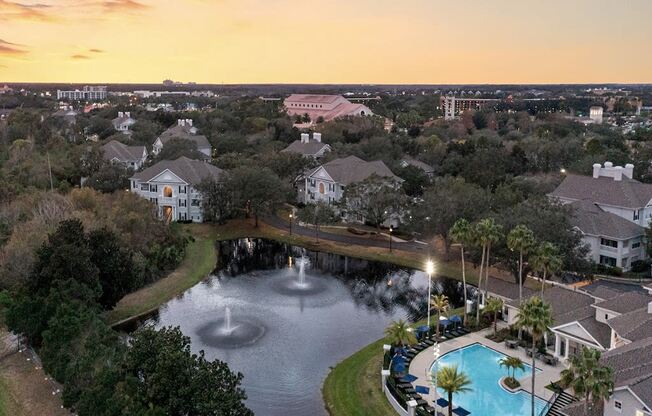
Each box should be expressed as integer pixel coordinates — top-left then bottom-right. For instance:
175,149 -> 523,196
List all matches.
430,343 -> 547,416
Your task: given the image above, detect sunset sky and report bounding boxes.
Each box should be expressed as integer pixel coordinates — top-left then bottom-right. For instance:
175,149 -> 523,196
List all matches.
1,0 -> 651,84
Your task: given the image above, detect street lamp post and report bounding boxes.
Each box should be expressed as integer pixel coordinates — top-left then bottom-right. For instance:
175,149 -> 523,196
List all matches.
426,260 -> 434,337
289,213 -> 293,236
431,342 -> 441,411
389,226 -> 393,252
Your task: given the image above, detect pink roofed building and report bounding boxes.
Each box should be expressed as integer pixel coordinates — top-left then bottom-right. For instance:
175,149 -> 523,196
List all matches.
284,94 -> 373,124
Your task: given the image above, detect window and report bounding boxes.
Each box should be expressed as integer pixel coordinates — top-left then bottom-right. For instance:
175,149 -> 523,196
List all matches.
634,210 -> 640,221
191,199 -> 200,207
600,238 -> 618,248
163,186 -> 173,197
319,183 -> 325,194
140,183 -> 149,191
605,313 -> 609,320
599,255 -> 617,267
150,184 -> 158,193
179,185 -> 187,194
622,257 -> 628,268
179,199 -> 186,207
632,241 -> 641,249
149,197 -> 158,205
614,400 -> 622,412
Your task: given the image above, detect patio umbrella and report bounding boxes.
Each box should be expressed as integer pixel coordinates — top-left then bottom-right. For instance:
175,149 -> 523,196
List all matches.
450,315 -> 462,327
392,362 -> 406,373
436,398 -> 449,408
439,318 -> 452,328
416,325 -> 430,333
452,407 -> 471,416
400,374 -> 418,383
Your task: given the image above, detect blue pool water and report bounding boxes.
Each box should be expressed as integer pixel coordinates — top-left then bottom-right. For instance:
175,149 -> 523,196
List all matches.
430,343 -> 547,416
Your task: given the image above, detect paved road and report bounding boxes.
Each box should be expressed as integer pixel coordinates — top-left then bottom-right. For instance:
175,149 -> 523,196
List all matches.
263,215 -> 429,253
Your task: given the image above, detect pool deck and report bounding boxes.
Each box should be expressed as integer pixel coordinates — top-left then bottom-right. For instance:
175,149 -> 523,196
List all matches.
408,328 -> 562,409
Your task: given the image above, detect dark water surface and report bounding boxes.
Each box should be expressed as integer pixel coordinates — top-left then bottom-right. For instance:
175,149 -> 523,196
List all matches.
142,239 -> 474,416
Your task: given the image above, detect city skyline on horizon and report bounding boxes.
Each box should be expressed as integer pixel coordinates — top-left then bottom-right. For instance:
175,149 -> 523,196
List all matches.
1,0 -> 651,84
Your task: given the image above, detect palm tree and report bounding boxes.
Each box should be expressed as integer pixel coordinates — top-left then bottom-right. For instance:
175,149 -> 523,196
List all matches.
507,225 -> 535,340
516,296 -> 553,416
450,218 -> 473,327
430,294 -> 450,339
499,356 -> 525,382
484,297 -> 504,336
384,319 -> 417,347
474,218 -> 503,324
437,365 -> 472,416
530,242 -> 563,296
561,346 -> 614,414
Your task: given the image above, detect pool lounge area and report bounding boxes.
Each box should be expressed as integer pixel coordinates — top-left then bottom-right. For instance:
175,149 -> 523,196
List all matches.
404,328 -> 563,416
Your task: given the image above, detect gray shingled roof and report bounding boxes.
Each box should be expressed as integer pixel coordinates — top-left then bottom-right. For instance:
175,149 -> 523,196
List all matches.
508,286 -> 595,324
281,140 -> 331,156
607,306 -> 652,343
561,399 -> 603,416
594,291 -> 652,314
311,155 -> 402,185
550,173 -> 652,209
487,276 -> 535,301
158,124 -> 211,149
601,337 -> 652,409
131,156 -> 222,185
581,280 -> 647,301
112,115 -> 135,128
569,200 -> 645,239
101,140 -> 145,163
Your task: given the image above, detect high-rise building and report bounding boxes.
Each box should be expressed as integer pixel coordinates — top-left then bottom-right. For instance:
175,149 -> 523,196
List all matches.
440,96 -> 500,120
57,85 -> 107,101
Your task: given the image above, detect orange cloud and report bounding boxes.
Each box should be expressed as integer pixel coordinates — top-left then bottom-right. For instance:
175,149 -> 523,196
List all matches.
0,39 -> 27,55
70,53 -> 90,59
89,48 -> 104,53
101,0 -> 148,13
0,0 -> 54,22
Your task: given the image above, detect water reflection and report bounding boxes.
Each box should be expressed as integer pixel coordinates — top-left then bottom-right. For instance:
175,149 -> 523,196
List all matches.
217,238 -> 474,322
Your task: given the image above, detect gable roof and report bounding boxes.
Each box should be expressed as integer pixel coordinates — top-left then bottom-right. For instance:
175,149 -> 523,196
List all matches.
601,337 -> 652,409
281,140 -> 331,156
487,276 -> 535,301
569,199 -> 646,240
607,305 -> 652,343
101,140 -> 145,162
131,157 -> 222,185
157,124 -> 211,149
594,291 -> 652,314
310,155 -> 401,186
112,115 -> 135,127
550,173 -> 652,209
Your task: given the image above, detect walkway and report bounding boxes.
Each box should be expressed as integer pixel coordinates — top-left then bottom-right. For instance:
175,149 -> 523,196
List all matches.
408,328 -> 562,410
265,215 -> 428,252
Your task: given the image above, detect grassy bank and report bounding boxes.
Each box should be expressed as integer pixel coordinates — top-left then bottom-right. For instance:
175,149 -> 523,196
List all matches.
106,236 -> 217,325
322,307 -> 465,416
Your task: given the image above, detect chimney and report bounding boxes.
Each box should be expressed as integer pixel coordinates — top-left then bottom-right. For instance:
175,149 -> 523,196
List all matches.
624,163 -> 634,179
614,166 -> 623,181
313,132 -> 322,143
125,112 -> 130,118
301,133 -> 309,143
118,111 -> 124,118
592,163 -> 601,178
178,119 -> 185,126
186,119 -> 193,127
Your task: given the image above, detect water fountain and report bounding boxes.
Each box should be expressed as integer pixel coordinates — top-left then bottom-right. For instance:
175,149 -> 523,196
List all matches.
197,306 -> 265,348
272,256 -> 327,295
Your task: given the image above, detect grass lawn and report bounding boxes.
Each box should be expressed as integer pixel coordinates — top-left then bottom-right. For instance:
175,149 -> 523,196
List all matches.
322,307 -> 465,416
